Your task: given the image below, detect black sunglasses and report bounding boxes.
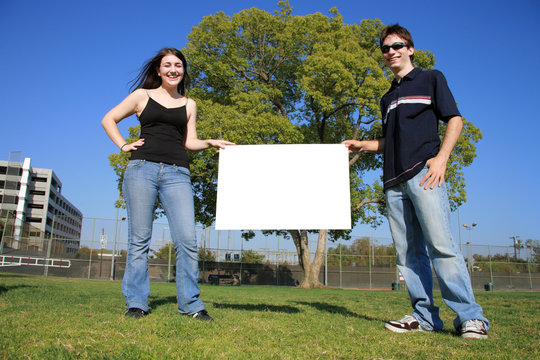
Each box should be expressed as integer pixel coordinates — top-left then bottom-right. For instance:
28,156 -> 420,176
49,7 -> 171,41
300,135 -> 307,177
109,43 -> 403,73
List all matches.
381,42 -> 407,53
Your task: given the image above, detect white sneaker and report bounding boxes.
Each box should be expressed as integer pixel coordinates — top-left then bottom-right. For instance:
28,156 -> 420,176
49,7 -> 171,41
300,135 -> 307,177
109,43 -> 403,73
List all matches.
384,314 -> 432,333
459,319 -> 488,339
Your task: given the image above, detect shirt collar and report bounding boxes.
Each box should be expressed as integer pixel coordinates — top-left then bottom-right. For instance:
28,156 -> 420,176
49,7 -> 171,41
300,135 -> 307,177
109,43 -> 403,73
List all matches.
391,67 -> 420,87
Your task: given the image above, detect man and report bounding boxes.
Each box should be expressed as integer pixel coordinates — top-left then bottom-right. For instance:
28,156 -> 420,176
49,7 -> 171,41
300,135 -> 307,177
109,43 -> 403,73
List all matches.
342,24 -> 489,339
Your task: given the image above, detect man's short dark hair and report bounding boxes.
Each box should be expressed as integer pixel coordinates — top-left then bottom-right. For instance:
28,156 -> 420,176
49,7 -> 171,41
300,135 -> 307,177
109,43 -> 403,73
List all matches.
380,24 -> 414,61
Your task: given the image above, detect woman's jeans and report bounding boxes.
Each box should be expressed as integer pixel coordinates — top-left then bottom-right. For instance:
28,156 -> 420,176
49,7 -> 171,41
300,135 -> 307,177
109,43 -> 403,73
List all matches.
385,168 -> 489,331
122,160 -> 205,314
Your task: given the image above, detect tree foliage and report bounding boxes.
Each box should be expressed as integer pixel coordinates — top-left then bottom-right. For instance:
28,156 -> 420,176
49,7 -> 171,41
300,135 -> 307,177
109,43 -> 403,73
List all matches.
151,242 -> 174,260
327,237 -> 395,267
199,247 -> 217,262
473,253 -> 531,273
151,243 -> 216,262
242,249 -> 265,264
75,246 -> 101,259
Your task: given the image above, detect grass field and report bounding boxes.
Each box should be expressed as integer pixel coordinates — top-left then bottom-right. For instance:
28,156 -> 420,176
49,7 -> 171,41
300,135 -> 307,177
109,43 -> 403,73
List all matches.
0,273 -> 538,359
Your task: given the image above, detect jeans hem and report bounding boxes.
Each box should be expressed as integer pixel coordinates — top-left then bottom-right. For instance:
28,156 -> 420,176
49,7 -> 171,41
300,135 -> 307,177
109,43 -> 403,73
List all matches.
178,307 -> 206,316
126,301 -> 151,313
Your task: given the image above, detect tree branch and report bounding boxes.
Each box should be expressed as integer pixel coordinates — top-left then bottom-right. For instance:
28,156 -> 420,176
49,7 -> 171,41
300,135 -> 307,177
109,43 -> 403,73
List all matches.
352,198 -> 383,211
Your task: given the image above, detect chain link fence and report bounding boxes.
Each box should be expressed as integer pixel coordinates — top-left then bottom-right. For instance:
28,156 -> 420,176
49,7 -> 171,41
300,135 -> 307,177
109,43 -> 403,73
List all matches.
1,215 -> 539,291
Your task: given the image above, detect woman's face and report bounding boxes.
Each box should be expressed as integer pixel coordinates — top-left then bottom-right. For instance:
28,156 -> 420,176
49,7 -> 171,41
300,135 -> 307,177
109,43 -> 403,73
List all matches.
157,54 -> 184,88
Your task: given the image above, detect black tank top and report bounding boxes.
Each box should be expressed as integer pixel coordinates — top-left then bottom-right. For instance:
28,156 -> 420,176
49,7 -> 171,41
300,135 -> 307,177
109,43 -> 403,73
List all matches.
130,95 -> 190,169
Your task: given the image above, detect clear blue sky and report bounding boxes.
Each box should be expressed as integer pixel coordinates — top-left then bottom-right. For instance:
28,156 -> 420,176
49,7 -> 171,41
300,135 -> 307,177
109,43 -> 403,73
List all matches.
1,0 -> 538,251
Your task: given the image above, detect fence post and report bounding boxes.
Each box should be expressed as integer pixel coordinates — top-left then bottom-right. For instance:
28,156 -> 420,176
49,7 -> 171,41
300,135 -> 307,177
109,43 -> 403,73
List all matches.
339,240 -> 342,288
0,211 -> 11,254
217,229 -> 220,263
88,217 -> 96,279
201,227 -> 205,283
324,241 -> 328,286
368,237 -> 372,290
240,234 -> 243,285
488,245 -> 493,285
44,214 -> 55,276
527,246 -> 533,290
167,239 -> 173,282
276,235 -> 280,286
111,209 -> 119,280
467,242 -> 472,276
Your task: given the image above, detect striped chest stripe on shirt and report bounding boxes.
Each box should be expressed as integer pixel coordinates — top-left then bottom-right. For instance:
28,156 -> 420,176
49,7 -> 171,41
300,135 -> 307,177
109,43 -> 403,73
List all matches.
383,96 -> 432,123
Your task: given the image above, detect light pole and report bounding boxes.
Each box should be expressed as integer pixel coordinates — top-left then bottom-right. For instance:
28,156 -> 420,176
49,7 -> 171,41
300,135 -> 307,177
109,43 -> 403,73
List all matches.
110,216 -> 125,280
463,222 -> 477,273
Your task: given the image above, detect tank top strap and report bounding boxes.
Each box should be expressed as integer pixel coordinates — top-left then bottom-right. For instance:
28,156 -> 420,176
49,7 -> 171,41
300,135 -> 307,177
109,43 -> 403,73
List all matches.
145,90 -> 150,98
184,97 -> 189,106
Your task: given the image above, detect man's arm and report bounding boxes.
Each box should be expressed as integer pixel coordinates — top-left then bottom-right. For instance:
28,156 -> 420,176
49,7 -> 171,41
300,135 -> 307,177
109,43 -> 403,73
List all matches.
420,116 -> 463,189
342,138 -> 385,154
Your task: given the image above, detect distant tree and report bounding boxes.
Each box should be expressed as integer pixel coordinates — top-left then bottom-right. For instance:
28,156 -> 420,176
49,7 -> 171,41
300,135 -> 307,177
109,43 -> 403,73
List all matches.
327,243 -> 355,266
150,243 -> 216,262
75,246 -> 100,259
199,247 -> 216,262
473,254 -> 529,273
151,242 -> 175,260
327,237 -> 395,267
242,249 -> 266,264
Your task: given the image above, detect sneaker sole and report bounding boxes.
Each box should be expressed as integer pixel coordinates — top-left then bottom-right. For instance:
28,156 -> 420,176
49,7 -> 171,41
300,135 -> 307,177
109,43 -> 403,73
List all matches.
384,323 -> 430,333
461,332 -> 488,339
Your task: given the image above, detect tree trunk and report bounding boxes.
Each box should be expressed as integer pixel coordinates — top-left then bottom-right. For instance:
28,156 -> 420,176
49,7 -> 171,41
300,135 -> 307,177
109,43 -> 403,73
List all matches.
289,229 -> 328,288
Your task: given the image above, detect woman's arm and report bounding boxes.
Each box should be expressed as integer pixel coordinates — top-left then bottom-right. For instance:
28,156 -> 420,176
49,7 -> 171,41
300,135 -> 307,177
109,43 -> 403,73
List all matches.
184,99 -> 235,151
101,89 -> 146,152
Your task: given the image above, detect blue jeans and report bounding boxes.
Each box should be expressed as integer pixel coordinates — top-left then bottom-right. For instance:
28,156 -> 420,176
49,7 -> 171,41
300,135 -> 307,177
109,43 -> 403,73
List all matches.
122,160 -> 205,314
385,168 -> 489,331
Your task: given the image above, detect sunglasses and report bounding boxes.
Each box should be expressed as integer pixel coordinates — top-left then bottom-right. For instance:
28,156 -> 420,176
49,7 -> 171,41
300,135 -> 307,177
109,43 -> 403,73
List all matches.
381,42 -> 407,53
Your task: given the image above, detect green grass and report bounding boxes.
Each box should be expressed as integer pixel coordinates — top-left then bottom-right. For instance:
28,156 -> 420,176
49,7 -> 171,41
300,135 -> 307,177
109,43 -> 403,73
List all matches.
0,273 -> 538,359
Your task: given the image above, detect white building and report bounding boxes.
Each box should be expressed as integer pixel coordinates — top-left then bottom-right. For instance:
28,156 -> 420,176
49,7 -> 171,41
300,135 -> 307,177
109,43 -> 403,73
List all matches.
0,158 -> 82,253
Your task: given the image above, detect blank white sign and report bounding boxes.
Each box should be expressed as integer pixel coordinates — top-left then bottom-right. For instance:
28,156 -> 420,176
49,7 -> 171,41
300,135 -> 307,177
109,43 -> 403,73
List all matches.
215,144 -> 351,230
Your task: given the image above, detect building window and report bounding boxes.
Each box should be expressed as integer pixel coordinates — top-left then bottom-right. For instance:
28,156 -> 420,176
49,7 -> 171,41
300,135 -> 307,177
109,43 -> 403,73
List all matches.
32,177 -> 47,182
27,203 -> 44,209
0,195 -> 18,204
30,190 -> 46,196
26,217 -> 42,223
3,167 -> 22,176
1,181 -> 19,190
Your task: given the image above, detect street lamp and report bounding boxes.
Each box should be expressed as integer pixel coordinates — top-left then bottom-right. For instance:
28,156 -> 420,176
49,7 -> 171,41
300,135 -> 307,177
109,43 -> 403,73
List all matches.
462,222 -> 477,273
463,222 -> 477,242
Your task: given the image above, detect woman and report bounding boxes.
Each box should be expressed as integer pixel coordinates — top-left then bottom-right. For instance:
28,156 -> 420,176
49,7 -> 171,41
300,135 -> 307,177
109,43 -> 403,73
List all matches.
102,48 -> 234,320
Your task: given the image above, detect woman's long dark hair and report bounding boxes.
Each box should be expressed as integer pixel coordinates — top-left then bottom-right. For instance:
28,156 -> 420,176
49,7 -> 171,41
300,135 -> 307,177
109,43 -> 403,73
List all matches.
130,48 -> 190,95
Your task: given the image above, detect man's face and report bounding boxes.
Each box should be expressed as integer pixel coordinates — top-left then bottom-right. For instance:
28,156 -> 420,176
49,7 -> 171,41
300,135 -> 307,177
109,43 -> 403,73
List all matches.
382,34 -> 414,73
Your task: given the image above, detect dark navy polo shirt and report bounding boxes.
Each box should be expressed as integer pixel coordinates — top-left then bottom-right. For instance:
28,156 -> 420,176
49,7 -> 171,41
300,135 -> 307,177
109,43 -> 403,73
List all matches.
380,68 -> 461,191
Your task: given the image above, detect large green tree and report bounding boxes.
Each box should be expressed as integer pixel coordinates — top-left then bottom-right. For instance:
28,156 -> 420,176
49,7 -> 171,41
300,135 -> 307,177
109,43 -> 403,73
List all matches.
108,1 -> 482,288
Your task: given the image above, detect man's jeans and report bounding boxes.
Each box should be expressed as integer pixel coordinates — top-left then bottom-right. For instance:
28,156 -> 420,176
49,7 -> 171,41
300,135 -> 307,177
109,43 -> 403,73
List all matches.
122,160 -> 205,314
385,168 -> 489,331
